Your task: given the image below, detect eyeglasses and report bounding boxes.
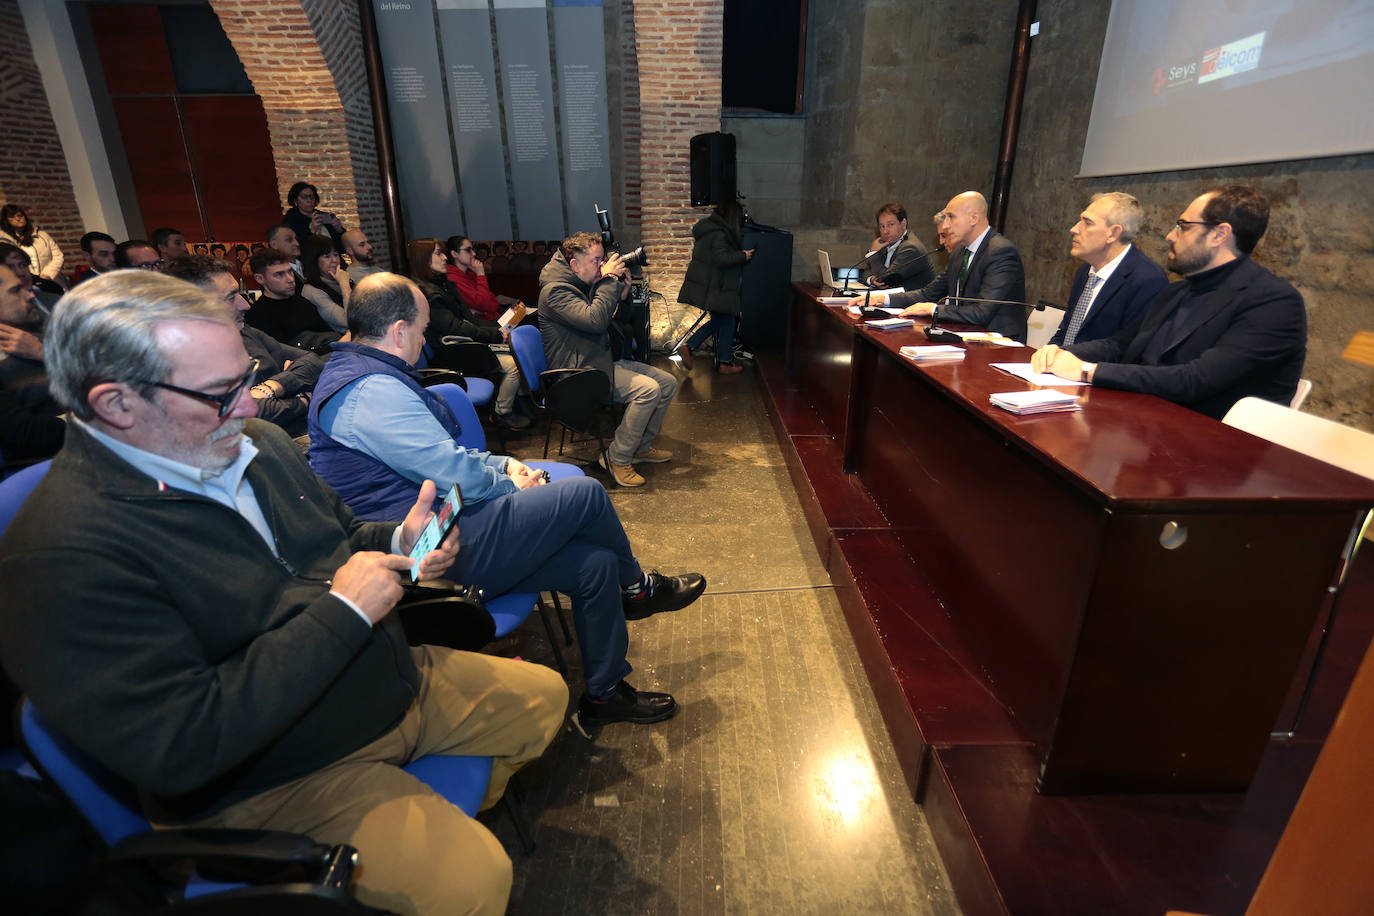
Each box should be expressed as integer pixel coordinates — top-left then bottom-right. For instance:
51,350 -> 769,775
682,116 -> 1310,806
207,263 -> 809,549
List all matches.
1172,219 -> 1217,233
135,359 -> 260,418
458,246 -> 475,254
134,259 -> 165,271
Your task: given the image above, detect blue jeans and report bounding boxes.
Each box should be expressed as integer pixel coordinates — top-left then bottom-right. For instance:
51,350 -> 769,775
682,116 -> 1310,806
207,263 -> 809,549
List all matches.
686,311 -> 737,363
445,476 -> 640,698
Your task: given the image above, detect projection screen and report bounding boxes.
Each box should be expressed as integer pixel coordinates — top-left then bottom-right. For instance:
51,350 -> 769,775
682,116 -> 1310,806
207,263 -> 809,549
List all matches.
1079,0 -> 1374,177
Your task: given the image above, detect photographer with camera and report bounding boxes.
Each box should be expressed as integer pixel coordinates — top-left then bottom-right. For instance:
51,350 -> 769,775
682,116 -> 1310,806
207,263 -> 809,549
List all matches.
539,232 -> 678,489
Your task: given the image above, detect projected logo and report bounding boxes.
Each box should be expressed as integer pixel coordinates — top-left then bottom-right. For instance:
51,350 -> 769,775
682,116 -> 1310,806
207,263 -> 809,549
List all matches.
1153,61 -> 1198,94
1199,31 -> 1266,85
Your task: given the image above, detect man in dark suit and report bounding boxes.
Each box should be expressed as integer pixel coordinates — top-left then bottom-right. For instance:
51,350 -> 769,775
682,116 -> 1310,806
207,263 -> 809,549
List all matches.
1049,192 -> 1167,346
1032,186 -> 1305,420
864,202 -> 934,291
860,191 -> 1028,342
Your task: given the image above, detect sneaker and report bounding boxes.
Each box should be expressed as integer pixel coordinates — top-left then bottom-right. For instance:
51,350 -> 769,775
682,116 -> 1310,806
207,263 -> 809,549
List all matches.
716,362 -> 744,375
597,451 -> 645,487
632,446 -> 672,464
674,344 -> 694,370
493,411 -> 531,430
623,570 -> 707,620
576,681 -> 678,727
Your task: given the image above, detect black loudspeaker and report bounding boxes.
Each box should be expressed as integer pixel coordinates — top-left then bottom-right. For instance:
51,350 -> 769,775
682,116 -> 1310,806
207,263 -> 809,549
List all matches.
689,132 -> 737,207
738,222 -> 794,351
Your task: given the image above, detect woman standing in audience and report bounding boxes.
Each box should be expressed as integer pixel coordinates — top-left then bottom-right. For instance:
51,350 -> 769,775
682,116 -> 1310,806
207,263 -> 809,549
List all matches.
675,199 -> 754,374
445,234 -> 521,322
282,181 -> 345,252
407,238 -> 530,430
0,205 -> 64,286
300,234 -> 350,333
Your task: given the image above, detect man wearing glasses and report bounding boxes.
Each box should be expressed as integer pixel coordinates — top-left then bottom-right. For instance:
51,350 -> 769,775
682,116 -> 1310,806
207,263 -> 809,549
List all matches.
1032,186 -> 1306,420
539,231 -> 679,489
0,271 -> 567,915
114,239 -> 163,272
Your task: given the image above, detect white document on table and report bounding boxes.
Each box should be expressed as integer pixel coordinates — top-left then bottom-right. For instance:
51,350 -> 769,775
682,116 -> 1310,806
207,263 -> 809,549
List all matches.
990,362 -> 1089,387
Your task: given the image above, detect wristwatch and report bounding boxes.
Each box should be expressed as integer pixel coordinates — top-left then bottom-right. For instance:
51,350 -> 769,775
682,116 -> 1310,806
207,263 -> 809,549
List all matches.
1080,363 -> 1096,383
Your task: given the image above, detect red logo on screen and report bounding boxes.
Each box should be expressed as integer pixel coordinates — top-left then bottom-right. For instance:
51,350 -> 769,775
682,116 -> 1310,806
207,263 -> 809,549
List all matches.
1152,67 -> 1165,93
1201,49 -> 1220,77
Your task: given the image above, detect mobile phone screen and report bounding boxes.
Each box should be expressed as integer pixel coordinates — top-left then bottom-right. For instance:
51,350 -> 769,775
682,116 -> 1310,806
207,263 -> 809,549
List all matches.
408,484 -> 462,581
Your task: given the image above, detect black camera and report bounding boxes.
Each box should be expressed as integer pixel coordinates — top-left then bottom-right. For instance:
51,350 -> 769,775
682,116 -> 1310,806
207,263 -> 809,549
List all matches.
622,246 -> 649,270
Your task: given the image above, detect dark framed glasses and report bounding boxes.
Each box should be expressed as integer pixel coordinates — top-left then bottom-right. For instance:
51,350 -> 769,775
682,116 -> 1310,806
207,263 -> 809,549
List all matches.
136,359 -> 259,418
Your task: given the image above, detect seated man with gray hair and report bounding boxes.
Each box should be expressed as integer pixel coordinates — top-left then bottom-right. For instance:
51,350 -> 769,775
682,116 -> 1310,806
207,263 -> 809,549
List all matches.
309,272 -> 707,728
0,270 -> 568,915
1049,191 -> 1168,346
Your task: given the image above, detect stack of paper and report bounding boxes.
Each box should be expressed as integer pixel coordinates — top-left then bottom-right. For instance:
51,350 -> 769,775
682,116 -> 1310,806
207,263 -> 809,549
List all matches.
899,345 -> 965,362
864,317 -> 915,331
990,390 -> 1081,415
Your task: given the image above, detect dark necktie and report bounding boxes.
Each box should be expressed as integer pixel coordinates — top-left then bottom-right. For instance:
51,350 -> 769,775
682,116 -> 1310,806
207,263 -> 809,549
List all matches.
956,249 -> 971,298
1063,271 -> 1100,346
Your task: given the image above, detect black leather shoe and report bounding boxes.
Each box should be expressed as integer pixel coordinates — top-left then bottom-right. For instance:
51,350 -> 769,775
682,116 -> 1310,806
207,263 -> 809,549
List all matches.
623,571 -> 707,620
576,681 -> 678,726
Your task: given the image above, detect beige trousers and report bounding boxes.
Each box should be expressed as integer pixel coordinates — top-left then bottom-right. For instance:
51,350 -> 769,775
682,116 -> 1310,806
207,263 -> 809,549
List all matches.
174,647 -> 567,916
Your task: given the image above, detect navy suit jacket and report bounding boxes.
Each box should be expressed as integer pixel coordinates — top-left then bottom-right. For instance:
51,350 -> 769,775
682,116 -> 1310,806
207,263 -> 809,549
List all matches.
891,231 -> 1027,342
1049,245 -> 1168,346
1068,256 -> 1306,420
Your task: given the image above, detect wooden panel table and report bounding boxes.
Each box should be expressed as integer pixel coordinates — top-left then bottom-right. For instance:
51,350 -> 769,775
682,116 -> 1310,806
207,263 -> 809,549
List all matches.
786,283 -> 1374,793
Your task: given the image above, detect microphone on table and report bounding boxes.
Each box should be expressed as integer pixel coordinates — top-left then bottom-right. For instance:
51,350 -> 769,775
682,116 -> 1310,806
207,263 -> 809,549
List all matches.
923,296 -> 1057,343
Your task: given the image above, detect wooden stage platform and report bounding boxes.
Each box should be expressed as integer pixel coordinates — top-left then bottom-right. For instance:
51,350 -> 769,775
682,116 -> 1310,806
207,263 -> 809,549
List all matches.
752,288 -> 1374,915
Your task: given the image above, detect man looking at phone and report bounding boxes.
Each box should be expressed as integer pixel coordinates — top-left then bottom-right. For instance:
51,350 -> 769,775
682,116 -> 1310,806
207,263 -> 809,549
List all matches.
0,271 -> 568,916
309,272 -> 707,729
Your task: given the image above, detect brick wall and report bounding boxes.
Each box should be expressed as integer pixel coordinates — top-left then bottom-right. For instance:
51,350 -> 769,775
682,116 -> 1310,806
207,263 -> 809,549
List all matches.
630,1 -> 723,340
0,2 -> 84,275
209,0 -> 389,266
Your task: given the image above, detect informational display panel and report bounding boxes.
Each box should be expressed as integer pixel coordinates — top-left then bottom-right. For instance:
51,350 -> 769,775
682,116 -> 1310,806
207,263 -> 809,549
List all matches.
552,0 -> 613,235
494,0 -> 566,239
371,1 -> 462,239
437,0 -> 512,240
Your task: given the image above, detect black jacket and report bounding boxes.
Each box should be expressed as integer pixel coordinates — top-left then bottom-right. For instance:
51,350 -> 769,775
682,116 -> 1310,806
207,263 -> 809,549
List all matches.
677,213 -> 750,317
1069,256 -> 1306,420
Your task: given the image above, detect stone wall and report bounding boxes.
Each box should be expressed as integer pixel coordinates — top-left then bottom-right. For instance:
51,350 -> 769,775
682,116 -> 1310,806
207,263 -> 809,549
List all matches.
1,1 -> 84,270
1003,0 -> 1374,429
790,0 -> 1017,283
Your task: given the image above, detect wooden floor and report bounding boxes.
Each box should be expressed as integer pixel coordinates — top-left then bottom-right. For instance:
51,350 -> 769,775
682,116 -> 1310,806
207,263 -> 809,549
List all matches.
484,356 -> 961,915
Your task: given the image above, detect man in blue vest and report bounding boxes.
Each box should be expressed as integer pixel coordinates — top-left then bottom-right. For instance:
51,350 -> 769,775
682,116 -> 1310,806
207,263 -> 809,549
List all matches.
309,272 -> 707,728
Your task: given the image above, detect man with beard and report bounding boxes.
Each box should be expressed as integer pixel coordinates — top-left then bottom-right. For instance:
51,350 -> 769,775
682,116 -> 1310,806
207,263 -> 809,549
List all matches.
165,255 -> 325,436
0,263 -> 64,459
343,229 -> 383,284
0,271 -> 567,915
1031,186 -> 1306,420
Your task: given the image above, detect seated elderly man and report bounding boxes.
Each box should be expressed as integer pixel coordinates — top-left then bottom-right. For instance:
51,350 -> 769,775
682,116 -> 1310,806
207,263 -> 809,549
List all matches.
165,254 -> 326,437
0,271 -> 567,916
309,272 -> 706,727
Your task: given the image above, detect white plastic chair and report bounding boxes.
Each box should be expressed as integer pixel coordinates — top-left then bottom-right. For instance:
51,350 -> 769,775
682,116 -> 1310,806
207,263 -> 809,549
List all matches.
1223,396 -> 1374,734
1290,378 -> 1313,411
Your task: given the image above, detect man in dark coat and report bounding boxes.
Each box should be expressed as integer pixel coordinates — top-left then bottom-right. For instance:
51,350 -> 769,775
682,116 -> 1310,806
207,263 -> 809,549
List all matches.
1032,186 -> 1306,420
1049,192 -> 1168,346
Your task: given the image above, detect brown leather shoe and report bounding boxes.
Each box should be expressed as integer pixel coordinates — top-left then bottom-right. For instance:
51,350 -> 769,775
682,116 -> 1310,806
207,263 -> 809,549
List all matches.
598,451 -> 646,487
674,344 -> 694,370
717,362 -> 744,374
632,446 -> 672,464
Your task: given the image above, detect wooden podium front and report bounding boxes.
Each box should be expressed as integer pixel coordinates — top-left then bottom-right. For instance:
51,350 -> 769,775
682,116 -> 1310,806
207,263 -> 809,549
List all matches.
786,283 -> 1374,794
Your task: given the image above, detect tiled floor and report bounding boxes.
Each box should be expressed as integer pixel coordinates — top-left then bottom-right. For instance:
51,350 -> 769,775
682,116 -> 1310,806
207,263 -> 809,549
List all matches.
485,357 -> 960,915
